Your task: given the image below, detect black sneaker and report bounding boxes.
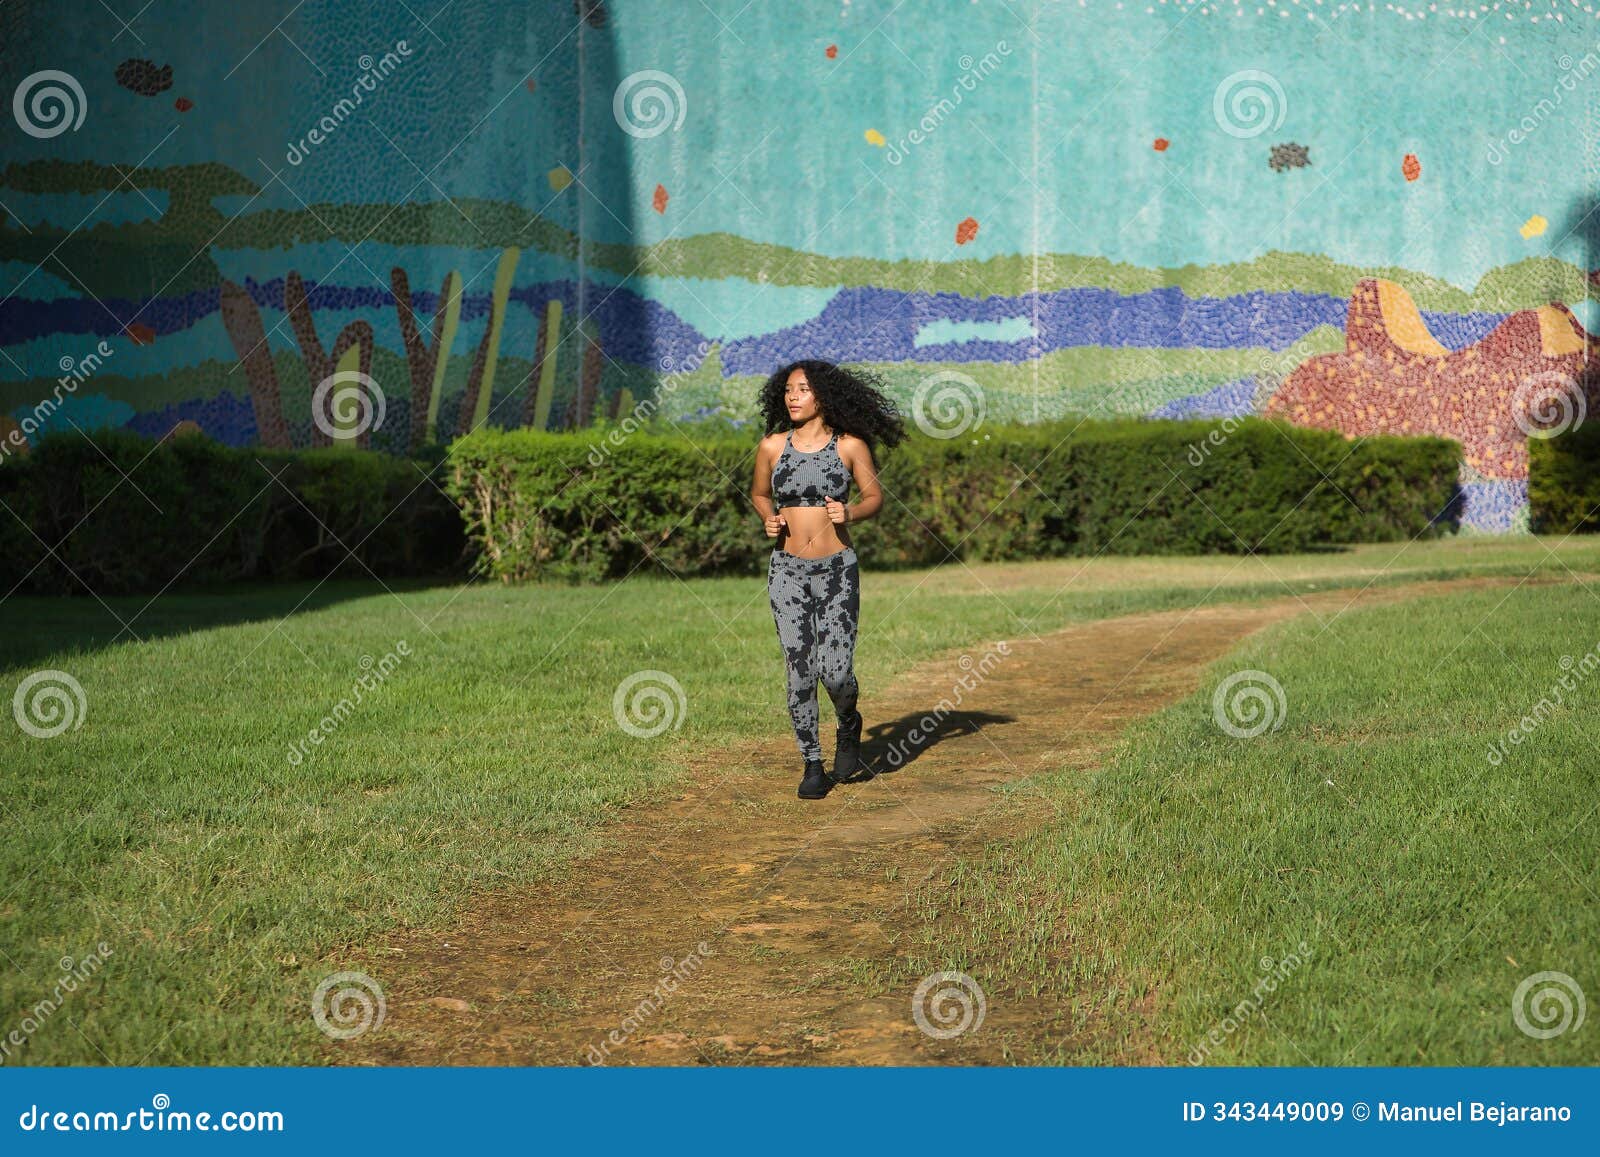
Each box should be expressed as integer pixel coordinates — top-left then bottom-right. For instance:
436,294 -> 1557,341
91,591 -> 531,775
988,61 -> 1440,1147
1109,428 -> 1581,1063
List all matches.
798,759 -> 831,799
832,710 -> 864,782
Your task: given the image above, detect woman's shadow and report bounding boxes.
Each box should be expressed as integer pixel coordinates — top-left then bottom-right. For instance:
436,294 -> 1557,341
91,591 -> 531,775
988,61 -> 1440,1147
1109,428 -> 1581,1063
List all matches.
833,708 -> 1015,784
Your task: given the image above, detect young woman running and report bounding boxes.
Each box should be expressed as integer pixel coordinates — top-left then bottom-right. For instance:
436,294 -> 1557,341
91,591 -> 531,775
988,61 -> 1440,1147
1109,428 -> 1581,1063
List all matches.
750,360 -> 906,800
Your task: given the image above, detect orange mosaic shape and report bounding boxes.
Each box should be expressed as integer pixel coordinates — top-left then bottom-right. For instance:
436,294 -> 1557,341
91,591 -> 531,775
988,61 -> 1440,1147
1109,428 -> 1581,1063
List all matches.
1265,278 -> 1599,481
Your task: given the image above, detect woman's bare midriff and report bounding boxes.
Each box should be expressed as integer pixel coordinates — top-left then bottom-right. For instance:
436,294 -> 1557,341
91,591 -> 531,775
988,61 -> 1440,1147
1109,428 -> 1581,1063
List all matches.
776,505 -> 852,558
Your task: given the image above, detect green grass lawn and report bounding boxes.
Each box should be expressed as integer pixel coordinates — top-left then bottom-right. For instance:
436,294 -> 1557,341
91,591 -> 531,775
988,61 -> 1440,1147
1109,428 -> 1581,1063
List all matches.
2,536 -> 1598,1064
898,578 -> 1600,1065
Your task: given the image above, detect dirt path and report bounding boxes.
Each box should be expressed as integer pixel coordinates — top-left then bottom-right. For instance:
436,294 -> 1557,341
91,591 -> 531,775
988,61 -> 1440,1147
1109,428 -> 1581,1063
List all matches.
347,577 -> 1526,1067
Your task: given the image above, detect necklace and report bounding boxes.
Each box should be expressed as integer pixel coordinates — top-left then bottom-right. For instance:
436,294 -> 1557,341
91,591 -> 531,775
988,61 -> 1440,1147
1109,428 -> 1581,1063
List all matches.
790,426 -> 833,452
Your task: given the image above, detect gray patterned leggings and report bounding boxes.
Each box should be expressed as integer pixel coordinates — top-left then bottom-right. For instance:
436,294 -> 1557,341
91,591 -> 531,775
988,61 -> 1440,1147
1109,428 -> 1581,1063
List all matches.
767,546 -> 861,763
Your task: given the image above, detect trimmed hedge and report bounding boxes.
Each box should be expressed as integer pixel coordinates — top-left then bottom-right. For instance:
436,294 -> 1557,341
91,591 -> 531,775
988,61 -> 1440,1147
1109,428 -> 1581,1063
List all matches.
0,429 -> 464,596
445,418 -> 1461,583
1529,422 -> 1600,534
444,426 -> 756,584
0,418 -> 1458,595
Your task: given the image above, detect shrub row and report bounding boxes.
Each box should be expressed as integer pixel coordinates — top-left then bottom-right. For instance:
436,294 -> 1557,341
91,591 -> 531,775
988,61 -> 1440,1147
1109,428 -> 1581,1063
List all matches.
0,429 -> 464,596
445,417 -> 1462,583
0,418 -> 1461,596
1529,422 -> 1600,534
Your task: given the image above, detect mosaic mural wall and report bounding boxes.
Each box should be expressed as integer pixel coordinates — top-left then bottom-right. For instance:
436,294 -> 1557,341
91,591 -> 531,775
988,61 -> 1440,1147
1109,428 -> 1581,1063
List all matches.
3,0 -> 1600,534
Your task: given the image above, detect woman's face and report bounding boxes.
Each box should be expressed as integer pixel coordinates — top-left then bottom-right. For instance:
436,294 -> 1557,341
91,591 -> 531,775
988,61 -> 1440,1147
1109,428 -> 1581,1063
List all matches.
784,369 -> 818,423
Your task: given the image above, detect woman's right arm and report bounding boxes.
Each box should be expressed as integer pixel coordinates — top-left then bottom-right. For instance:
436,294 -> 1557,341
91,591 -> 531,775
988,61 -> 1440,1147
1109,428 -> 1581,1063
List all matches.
751,435 -> 786,538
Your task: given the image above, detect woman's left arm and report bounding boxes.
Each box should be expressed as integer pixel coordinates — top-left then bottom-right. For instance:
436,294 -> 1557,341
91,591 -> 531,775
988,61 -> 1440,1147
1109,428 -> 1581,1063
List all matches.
835,435 -> 884,525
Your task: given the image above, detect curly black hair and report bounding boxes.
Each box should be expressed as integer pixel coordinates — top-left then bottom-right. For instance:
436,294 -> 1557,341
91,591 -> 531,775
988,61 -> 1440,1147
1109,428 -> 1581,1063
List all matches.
759,359 -> 907,455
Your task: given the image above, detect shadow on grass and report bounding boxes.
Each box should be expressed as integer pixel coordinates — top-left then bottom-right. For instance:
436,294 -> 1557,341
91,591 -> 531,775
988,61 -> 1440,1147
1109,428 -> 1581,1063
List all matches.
0,577 -> 456,674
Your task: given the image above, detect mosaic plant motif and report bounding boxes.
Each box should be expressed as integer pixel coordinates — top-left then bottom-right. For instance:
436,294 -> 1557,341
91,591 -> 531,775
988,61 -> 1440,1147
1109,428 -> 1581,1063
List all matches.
392,267 -> 461,452
217,280 -> 290,450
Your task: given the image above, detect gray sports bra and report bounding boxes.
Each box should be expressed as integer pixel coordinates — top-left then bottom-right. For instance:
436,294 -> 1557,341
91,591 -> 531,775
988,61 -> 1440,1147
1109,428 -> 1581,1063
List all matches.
771,429 -> 851,508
